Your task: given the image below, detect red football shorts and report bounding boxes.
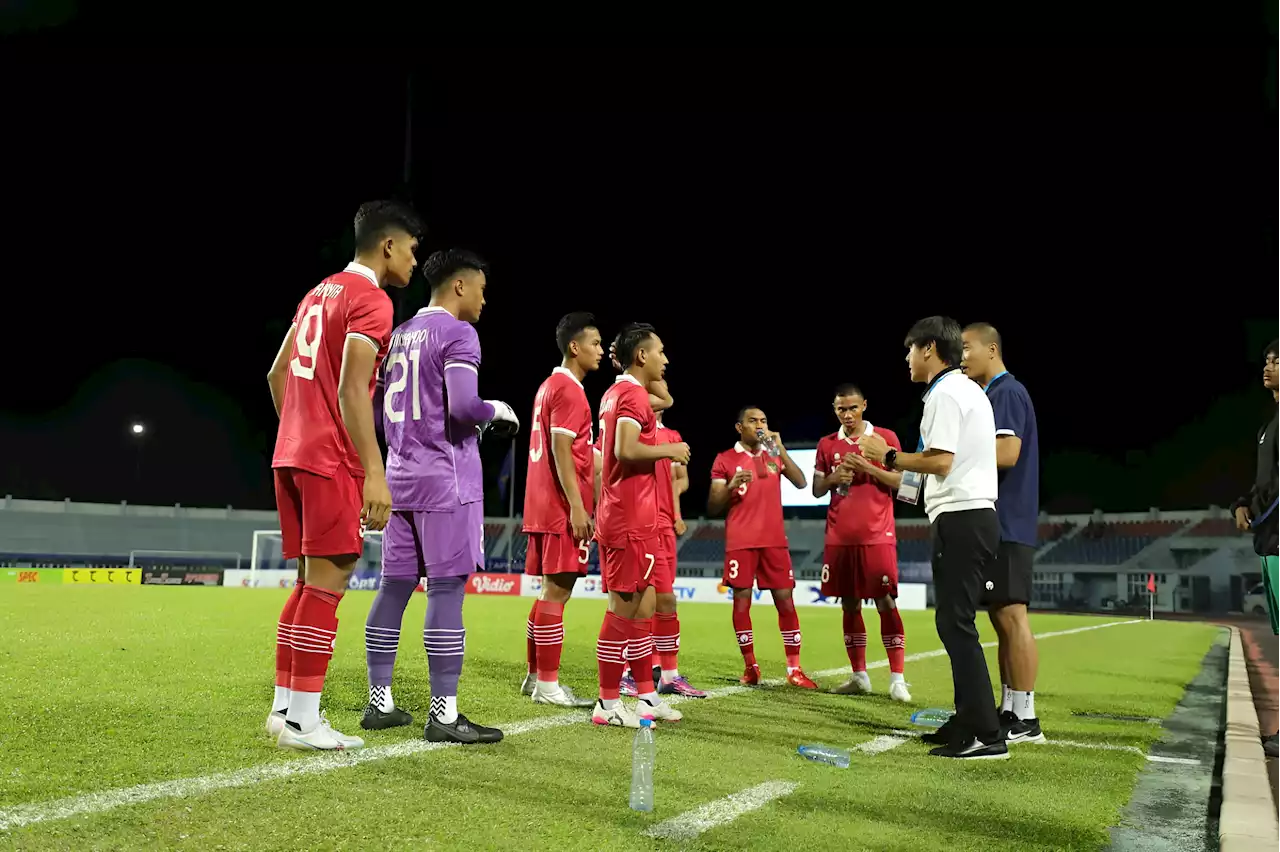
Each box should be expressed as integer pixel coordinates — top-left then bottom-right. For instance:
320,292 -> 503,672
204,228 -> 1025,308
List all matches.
524,532 -> 590,577
601,535 -> 663,594
821,544 -> 899,600
273,466 -> 365,561
723,547 -> 795,591
651,531 -> 678,594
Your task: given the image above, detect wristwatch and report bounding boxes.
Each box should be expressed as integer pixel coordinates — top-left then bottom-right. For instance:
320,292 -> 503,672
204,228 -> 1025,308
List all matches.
883,448 -> 898,471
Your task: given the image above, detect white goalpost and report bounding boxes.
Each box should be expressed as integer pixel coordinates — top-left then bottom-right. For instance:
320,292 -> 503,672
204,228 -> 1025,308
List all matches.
247,529 -> 384,588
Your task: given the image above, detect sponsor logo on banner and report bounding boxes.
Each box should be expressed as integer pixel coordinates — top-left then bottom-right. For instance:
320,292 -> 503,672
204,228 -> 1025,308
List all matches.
468,573 -> 519,595
18,570 -> 40,583
62,568 -> 141,585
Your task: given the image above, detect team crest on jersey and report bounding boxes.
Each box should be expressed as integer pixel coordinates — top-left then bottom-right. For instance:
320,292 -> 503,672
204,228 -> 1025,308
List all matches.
766,461 -> 779,474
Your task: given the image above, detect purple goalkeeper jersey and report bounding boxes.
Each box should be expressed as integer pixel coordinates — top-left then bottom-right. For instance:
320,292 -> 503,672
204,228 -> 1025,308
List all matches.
380,306 -> 484,511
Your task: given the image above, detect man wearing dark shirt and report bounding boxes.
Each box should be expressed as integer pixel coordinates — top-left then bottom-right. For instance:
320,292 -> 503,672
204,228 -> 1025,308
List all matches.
962,323 -> 1045,745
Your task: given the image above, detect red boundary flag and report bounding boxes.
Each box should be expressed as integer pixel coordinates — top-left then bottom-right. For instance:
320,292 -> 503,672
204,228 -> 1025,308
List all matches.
1146,573 -> 1156,593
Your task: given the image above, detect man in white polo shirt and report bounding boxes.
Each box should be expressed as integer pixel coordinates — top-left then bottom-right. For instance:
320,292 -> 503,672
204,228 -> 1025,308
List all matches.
859,316 -> 1005,760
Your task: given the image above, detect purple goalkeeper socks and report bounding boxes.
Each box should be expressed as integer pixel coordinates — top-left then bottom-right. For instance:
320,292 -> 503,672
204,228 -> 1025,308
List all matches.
365,576 -> 418,687
423,575 -> 467,700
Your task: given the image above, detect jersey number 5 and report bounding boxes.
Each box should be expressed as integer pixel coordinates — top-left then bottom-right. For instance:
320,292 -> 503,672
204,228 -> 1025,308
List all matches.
290,304 -> 324,381
529,388 -> 546,463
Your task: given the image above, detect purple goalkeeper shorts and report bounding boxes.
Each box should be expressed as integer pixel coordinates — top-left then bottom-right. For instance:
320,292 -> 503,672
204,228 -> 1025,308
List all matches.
382,501 -> 485,580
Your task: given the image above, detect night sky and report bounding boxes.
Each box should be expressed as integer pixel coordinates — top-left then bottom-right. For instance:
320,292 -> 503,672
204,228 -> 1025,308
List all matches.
4,44 -> 1276,520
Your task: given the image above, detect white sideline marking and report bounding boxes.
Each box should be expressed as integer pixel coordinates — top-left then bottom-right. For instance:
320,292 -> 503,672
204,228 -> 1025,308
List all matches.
889,730 -> 1201,765
642,781 -> 799,841
855,735 -> 910,756
0,617 -> 1143,832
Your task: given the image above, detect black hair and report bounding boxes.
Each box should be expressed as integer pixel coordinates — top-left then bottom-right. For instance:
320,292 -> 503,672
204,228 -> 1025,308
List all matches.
556,312 -> 597,356
904,315 -> 963,366
613,322 -> 656,369
964,321 -> 1003,355
1265,339 -> 1278,359
422,248 -> 489,292
737,405 -> 765,423
833,383 -> 864,399
353,200 -> 425,253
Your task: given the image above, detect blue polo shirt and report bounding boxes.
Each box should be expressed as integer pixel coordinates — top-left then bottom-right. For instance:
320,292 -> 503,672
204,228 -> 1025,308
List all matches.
985,372 -> 1039,547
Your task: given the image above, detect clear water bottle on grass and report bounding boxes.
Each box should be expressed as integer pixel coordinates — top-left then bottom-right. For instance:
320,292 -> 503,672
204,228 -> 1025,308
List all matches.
797,744 -> 851,768
629,718 -> 655,812
910,708 -> 954,728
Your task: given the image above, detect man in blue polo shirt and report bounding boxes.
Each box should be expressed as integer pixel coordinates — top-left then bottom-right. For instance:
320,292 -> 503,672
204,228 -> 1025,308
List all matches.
962,323 -> 1044,745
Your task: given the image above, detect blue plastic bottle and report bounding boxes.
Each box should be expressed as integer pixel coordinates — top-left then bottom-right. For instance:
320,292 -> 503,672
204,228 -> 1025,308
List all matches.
911,708 -> 955,728
630,718 -> 655,812
797,744 -> 851,768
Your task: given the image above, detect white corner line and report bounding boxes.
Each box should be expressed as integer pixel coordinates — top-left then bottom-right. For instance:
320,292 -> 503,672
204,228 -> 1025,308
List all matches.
642,780 -> 800,842
0,617 -> 1144,832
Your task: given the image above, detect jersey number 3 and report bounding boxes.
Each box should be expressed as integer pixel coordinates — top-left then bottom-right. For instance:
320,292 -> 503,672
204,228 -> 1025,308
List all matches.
290,304 -> 324,381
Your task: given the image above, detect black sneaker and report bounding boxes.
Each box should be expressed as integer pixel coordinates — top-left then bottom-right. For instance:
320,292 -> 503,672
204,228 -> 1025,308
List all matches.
425,713 -> 504,744
360,704 -> 414,731
1000,710 -> 1046,745
922,720 -> 955,746
929,735 -> 1010,760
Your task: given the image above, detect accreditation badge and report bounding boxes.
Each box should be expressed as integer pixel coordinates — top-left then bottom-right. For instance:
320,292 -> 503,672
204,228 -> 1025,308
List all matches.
896,470 -> 922,506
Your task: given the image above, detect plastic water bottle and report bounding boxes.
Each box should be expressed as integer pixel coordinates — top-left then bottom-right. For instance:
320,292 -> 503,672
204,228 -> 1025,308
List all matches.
797,744 -> 851,768
756,429 -> 781,458
910,708 -> 954,728
629,718 -> 655,812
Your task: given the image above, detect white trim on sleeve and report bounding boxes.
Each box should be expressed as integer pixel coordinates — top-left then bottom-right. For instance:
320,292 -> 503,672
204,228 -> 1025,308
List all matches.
346,332 -> 379,353
550,426 -> 577,438
995,429 -> 1017,437
444,361 -> 478,374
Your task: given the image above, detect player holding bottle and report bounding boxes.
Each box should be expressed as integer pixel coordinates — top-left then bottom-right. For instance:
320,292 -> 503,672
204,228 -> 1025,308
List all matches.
592,323 -> 689,728
519,312 -> 604,708
266,200 -> 422,751
812,383 -> 910,701
708,407 -> 817,688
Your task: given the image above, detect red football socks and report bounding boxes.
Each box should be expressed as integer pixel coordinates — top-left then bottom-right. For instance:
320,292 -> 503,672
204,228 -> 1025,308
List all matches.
654,611 -> 680,671
881,606 -> 906,674
532,599 -> 565,683
775,596 -> 802,669
596,611 -> 629,701
843,607 -> 868,672
732,595 -> 757,667
289,585 -> 342,694
275,581 -> 305,689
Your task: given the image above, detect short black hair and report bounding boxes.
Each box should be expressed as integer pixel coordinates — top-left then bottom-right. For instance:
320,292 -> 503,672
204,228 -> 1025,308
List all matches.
353,200 -> 425,253
737,405 -> 765,423
834,383 -> 864,399
1266,339 -> 1278,359
556,312 -> 597,355
904,316 -> 963,366
613,322 -> 656,369
964,322 -> 1003,355
422,248 -> 488,292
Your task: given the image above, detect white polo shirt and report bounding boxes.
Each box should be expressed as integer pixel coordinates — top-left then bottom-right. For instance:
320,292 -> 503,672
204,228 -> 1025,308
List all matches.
919,368 -> 998,523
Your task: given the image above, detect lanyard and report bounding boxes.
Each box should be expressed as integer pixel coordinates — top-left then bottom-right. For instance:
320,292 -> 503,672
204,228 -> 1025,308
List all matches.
916,367 -> 960,451
983,371 -> 1008,394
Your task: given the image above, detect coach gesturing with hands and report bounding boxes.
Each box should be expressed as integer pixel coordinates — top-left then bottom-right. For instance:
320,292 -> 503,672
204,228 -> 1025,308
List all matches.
858,316 -> 1006,760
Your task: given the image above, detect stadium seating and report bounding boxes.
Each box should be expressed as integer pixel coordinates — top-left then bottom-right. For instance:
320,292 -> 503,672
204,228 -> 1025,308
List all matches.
1038,519 -> 1187,565
1186,517 -> 1237,537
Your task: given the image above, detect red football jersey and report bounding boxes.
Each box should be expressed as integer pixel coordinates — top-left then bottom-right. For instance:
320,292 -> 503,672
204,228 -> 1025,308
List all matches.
814,422 -> 901,546
272,263 -> 393,477
711,442 -> 788,551
595,375 -> 660,548
523,367 -> 595,533
654,423 -> 683,526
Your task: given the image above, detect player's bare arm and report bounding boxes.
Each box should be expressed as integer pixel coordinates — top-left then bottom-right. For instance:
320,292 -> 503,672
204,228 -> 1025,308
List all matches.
551,431 -> 592,541
338,338 -> 391,531
616,420 -> 689,464
860,431 -> 953,476
707,470 -> 752,516
266,324 -> 298,419
995,435 -> 1023,469
813,461 -> 854,498
672,463 -> 688,536
848,454 -> 903,490
647,378 -> 674,413
770,432 -> 807,489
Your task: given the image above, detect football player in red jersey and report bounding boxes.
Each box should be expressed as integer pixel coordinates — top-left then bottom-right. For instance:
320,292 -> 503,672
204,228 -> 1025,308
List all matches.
619,382 -> 707,699
265,200 -> 423,750
591,323 -> 690,727
709,407 -> 817,688
519,312 -> 604,708
812,384 -> 910,701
